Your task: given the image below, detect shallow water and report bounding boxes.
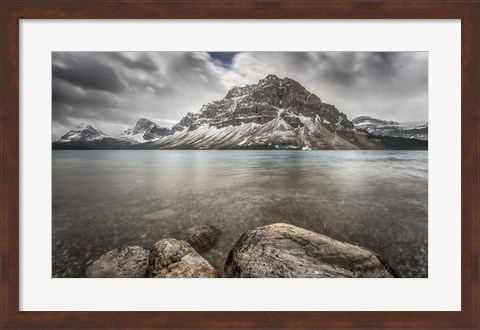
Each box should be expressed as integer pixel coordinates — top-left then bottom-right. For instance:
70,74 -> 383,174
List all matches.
52,150 -> 428,278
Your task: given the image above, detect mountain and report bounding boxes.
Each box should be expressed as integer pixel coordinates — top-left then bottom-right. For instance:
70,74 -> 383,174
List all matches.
352,116 -> 428,141
119,118 -> 172,143
352,116 -> 399,129
53,119 -> 171,149
57,123 -> 108,143
146,74 -> 378,150
53,75 -> 427,150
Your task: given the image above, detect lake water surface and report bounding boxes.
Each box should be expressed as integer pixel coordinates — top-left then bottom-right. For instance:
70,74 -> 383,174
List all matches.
52,150 -> 428,277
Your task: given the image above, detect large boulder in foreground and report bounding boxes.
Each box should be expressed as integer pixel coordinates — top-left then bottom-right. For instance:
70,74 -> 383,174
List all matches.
146,238 -> 219,278
184,224 -> 219,251
224,223 -> 395,278
86,246 -> 149,278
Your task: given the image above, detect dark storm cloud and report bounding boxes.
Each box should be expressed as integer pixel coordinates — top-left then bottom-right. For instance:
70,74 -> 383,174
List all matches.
226,52 -> 427,121
52,79 -> 121,108
52,78 -> 127,130
314,53 -> 363,86
291,52 -> 418,89
52,51 -> 428,140
53,53 -> 126,93
109,53 -> 159,72
51,52 -> 228,139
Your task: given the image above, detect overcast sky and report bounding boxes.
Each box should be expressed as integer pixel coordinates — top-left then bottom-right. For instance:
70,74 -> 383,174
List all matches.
52,51 -> 428,139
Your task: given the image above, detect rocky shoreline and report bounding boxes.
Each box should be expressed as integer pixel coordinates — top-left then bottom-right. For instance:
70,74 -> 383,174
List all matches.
86,223 -> 395,278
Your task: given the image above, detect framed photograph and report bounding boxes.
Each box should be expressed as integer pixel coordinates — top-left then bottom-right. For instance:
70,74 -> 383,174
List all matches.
1,1 -> 478,329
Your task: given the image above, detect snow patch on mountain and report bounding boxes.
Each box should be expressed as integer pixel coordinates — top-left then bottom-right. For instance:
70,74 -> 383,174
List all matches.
352,116 -> 399,128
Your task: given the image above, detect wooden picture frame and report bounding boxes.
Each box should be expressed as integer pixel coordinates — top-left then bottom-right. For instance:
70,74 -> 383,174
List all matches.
1,1 -> 478,328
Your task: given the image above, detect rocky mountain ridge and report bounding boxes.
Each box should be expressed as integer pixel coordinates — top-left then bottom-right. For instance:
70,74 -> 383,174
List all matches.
119,118 -> 172,143
352,116 -> 400,128
53,75 -> 427,150
57,123 -> 108,143
147,74 -> 376,149
54,118 -> 172,149
352,116 -> 428,141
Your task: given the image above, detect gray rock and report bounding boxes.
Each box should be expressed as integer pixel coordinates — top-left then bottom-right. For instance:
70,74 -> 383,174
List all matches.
184,224 -> 219,251
147,238 -> 219,278
224,223 -> 395,278
86,246 -> 149,278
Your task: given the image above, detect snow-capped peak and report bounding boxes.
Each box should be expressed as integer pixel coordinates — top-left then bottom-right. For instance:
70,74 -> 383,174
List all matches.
73,123 -> 93,130
57,123 -> 107,143
162,74 -> 366,149
258,74 -> 280,84
120,118 -> 155,136
352,116 -> 428,140
119,118 -> 172,142
351,116 -> 399,127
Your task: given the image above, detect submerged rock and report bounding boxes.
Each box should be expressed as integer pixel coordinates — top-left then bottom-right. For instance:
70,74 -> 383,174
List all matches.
224,223 -> 395,278
86,246 -> 149,278
184,224 -> 219,251
147,238 -> 219,278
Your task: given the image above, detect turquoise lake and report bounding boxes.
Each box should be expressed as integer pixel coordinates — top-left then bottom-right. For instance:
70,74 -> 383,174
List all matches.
52,150 -> 428,278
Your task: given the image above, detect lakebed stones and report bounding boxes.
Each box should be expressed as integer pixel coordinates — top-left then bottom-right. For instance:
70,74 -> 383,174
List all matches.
224,223 -> 395,278
146,238 -> 219,278
86,246 -> 149,278
142,208 -> 176,220
184,224 -> 219,251
86,224 -> 394,278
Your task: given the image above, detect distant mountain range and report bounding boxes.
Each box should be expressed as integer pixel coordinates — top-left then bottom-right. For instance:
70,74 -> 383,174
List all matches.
53,74 -> 427,150
54,118 -> 172,149
352,116 -> 428,141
